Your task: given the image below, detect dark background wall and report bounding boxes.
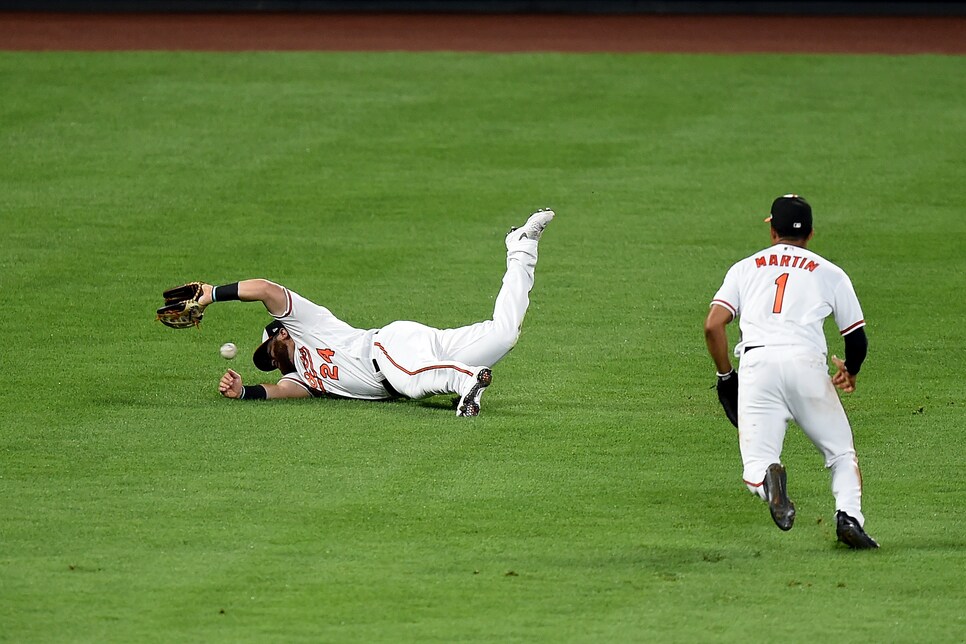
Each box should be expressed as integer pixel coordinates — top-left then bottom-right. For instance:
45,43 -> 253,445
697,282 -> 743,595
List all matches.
3,1 -> 966,16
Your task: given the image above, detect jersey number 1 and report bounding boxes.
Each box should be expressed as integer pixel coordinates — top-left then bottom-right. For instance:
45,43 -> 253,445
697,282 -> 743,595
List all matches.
773,273 -> 789,313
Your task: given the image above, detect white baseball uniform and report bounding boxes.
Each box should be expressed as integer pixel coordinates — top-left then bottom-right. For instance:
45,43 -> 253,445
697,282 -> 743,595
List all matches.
710,243 -> 868,524
270,236 -> 540,402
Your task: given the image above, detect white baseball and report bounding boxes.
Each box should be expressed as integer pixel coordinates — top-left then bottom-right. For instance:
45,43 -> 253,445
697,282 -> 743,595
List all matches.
220,342 -> 237,360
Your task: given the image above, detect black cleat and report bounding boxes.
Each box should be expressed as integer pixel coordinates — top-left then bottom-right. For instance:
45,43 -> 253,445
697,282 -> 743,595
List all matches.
763,463 -> 796,531
836,511 -> 880,549
456,368 -> 492,417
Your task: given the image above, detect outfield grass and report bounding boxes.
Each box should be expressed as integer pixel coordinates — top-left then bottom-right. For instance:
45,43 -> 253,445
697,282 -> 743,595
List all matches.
1,51 -> 964,642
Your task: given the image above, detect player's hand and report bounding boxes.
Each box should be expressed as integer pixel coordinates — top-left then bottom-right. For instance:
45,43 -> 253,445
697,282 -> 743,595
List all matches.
830,355 -> 856,393
198,283 -> 214,307
219,368 -> 243,399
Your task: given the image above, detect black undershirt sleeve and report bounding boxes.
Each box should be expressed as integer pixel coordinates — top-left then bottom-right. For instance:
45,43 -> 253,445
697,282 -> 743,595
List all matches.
843,327 -> 868,375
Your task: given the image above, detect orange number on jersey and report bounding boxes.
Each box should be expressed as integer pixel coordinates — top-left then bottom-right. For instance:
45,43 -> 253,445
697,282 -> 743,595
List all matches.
315,348 -> 339,380
773,273 -> 789,313
298,346 -> 325,392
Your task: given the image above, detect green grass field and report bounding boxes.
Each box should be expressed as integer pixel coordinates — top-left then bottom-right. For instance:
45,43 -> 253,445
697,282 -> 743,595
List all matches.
1,51 -> 964,642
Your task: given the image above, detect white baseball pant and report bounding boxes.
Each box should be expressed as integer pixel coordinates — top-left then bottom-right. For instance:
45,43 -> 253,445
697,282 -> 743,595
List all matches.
372,238 -> 538,399
738,347 -> 866,525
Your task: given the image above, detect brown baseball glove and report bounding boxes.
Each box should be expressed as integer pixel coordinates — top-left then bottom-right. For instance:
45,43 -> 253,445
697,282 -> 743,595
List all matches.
157,282 -> 206,329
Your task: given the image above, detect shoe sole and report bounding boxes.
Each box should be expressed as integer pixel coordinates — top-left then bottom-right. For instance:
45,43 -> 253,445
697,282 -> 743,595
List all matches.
457,368 -> 492,417
507,209 -> 554,244
764,463 -> 796,531
524,209 -> 554,240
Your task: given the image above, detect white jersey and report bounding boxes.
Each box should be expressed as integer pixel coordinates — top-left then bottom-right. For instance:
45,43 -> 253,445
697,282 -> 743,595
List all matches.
711,243 -> 865,357
273,288 -> 388,400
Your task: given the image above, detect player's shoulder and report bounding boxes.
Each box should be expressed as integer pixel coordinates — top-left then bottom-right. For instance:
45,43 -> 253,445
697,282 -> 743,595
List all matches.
728,246 -> 774,270
285,288 -> 334,315
803,248 -> 852,278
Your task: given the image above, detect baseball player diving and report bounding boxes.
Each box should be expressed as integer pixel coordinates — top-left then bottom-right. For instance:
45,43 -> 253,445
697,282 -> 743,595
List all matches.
157,208 -> 554,417
703,195 -> 879,549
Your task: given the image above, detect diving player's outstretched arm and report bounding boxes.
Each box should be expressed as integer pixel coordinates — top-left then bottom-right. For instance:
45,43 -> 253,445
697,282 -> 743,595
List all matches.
218,368 -> 311,400
197,279 -> 288,316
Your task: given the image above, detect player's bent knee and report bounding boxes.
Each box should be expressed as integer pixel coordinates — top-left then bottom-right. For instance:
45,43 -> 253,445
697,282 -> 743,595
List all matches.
825,449 -> 858,470
492,325 -> 521,353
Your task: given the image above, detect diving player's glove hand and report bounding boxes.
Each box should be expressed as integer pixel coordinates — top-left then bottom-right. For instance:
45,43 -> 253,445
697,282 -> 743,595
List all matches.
157,282 -> 207,329
716,370 -> 739,428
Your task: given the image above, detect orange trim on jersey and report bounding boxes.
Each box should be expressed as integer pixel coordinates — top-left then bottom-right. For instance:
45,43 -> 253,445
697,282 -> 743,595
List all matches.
281,288 -> 294,317
840,319 -> 865,335
373,341 -> 474,377
711,299 -> 737,316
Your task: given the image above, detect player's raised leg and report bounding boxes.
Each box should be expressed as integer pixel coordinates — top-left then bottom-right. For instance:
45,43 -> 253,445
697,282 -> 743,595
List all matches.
737,354 -> 789,494
437,208 -> 554,367
763,462 -> 796,531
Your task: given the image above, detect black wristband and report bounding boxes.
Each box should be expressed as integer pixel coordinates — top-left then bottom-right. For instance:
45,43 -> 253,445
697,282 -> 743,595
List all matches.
241,384 -> 267,400
212,282 -> 240,302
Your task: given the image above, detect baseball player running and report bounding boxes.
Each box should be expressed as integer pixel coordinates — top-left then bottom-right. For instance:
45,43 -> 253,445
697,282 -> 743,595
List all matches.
703,195 -> 879,549
160,208 -> 554,417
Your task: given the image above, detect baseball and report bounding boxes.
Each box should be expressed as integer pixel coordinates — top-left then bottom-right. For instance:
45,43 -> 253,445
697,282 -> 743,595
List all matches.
220,342 -> 237,360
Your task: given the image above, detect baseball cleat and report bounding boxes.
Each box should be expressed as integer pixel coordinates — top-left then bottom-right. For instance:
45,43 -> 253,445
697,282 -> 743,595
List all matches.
835,511 -> 880,549
456,368 -> 492,417
506,208 -> 555,245
763,463 -> 796,531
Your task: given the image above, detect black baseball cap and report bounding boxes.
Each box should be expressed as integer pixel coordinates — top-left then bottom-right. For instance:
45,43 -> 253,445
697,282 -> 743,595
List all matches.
766,194 -> 813,237
253,320 -> 286,371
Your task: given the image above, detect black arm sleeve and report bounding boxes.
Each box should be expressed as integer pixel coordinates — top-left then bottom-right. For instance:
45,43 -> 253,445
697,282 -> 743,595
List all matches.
843,327 -> 868,375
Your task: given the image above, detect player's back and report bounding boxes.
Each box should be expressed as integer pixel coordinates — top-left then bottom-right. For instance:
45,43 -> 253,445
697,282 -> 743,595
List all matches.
713,244 -> 863,357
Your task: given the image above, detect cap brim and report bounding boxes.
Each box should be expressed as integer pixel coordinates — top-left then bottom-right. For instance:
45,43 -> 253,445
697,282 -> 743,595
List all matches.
252,338 -> 276,371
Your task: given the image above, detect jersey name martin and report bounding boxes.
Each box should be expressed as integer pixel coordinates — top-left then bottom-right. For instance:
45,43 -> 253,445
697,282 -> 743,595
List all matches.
754,253 -> 819,272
